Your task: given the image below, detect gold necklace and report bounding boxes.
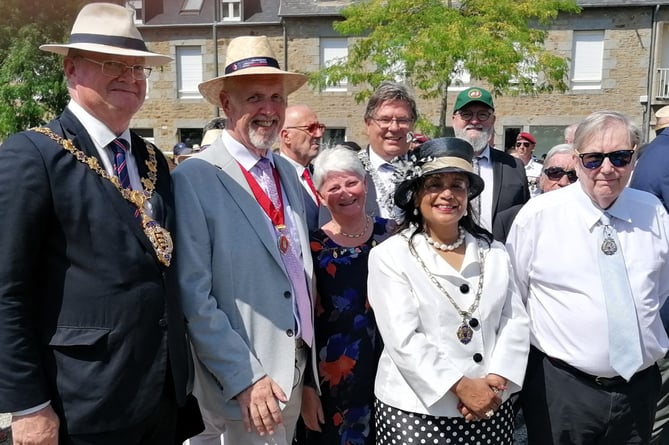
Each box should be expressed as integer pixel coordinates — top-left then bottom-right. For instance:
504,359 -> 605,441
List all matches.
339,215 -> 370,238
32,127 -> 173,267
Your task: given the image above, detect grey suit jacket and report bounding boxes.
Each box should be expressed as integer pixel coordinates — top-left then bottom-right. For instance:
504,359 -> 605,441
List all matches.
172,137 -> 317,420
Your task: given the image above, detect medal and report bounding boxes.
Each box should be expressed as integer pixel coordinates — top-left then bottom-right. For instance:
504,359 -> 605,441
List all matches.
601,235 -> 617,255
142,215 -> 173,267
278,234 -> 290,253
457,322 -> 474,344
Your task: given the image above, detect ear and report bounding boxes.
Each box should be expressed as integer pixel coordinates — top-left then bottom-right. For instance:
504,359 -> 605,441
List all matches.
220,91 -> 232,113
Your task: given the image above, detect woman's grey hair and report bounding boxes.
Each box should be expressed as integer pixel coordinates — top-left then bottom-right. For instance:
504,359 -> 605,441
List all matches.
364,81 -> 418,122
312,147 -> 366,191
573,111 -> 642,153
543,143 -> 575,167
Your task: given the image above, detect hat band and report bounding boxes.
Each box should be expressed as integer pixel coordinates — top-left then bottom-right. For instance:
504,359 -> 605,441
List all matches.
70,33 -> 149,52
423,157 -> 474,174
225,57 -> 280,74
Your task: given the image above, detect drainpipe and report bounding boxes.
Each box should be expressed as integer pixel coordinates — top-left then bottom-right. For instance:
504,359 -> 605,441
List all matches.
645,5 -> 660,140
212,0 -> 220,117
282,19 -> 288,71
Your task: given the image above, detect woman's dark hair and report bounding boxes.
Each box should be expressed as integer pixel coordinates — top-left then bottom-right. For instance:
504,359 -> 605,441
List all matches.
395,175 -> 493,247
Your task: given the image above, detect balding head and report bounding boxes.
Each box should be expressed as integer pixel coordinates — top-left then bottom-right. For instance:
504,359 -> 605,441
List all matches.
279,105 -> 324,166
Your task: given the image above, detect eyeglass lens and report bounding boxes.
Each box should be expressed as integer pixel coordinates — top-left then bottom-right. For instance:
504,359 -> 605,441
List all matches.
544,167 -> 578,182
373,117 -> 413,129
457,110 -> 492,122
578,150 -> 634,169
515,142 -> 531,148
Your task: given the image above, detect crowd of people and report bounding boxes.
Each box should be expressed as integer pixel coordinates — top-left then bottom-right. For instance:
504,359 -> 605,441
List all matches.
1,3 -> 668,445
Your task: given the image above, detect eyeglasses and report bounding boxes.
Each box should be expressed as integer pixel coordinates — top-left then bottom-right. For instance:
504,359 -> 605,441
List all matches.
78,57 -> 152,80
371,117 -> 414,129
515,141 -> 532,148
543,166 -> 578,183
285,122 -> 326,135
577,149 -> 635,170
455,110 -> 493,122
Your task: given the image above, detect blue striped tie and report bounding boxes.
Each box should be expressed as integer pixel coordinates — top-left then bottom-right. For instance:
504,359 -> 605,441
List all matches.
109,138 -> 131,189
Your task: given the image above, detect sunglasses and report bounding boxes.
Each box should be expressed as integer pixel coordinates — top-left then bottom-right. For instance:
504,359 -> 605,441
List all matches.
515,141 -> 532,148
285,122 -> 326,135
577,149 -> 635,170
543,166 -> 578,183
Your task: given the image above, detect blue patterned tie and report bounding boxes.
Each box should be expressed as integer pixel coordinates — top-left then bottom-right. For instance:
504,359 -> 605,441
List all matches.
109,138 -> 131,189
598,213 -> 643,380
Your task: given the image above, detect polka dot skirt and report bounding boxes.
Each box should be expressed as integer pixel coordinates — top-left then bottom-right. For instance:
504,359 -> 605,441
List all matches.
374,398 -> 514,445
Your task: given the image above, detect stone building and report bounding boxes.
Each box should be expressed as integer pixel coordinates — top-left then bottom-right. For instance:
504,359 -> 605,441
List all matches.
115,0 -> 669,156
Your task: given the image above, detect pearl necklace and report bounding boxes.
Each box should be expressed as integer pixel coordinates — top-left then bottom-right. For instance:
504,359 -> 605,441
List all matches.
339,215 -> 371,238
424,226 -> 465,251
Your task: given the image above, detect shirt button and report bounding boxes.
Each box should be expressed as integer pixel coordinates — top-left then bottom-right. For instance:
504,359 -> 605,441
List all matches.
158,318 -> 168,328
286,329 -> 295,337
469,318 -> 479,328
283,291 -> 291,299
460,283 -> 469,293
473,353 -> 483,363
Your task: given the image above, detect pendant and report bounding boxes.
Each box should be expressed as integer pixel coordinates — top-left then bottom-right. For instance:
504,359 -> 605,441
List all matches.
278,234 -> 290,253
141,215 -> 173,267
457,322 -> 474,344
601,236 -> 617,255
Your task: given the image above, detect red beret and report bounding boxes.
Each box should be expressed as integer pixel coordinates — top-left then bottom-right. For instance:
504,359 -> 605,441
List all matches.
517,132 -> 536,144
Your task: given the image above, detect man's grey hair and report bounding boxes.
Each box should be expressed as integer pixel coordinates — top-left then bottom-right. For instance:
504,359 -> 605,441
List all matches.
543,144 -> 575,168
364,81 -> 417,122
573,111 -> 642,153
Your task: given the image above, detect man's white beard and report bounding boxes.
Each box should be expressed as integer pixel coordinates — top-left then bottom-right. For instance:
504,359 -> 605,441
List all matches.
454,126 -> 493,154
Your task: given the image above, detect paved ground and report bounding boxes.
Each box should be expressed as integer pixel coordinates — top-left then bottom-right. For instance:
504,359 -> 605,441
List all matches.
0,413 -> 11,445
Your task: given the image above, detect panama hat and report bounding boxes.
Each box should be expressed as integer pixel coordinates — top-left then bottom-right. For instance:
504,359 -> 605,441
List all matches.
198,35 -> 307,108
394,137 -> 485,211
39,2 -> 172,66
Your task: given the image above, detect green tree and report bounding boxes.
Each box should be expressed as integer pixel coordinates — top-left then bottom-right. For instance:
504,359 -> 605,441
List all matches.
0,0 -> 88,138
310,0 -> 581,136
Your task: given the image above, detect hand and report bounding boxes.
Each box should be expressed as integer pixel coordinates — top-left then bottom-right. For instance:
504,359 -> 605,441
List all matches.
485,373 -> 508,394
235,376 -> 288,436
11,405 -> 60,445
300,386 -> 324,432
451,376 -> 501,421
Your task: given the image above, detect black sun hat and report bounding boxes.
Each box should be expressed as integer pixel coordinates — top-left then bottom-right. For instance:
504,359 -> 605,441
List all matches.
394,137 -> 485,209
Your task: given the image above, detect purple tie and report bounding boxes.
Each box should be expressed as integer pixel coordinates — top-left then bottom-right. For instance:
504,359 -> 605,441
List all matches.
109,138 -> 131,189
256,158 -> 313,346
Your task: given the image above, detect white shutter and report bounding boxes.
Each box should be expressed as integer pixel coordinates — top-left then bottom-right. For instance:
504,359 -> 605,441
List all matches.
177,46 -> 203,99
321,38 -> 348,91
572,30 -> 604,90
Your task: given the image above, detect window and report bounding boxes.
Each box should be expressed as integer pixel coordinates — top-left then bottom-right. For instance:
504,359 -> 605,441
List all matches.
178,128 -> 203,147
176,46 -> 202,99
320,38 -> 348,92
125,0 -> 142,23
181,0 -> 203,14
323,128 -> 346,147
449,60 -> 471,91
528,125 -> 569,158
571,30 -> 604,90
221,0 -> 241,21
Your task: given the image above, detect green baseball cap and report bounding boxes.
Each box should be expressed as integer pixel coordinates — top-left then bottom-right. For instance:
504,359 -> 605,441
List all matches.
454,87 -> 495,112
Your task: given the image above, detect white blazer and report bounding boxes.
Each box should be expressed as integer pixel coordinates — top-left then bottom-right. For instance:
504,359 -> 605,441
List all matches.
367,229 -> 529,417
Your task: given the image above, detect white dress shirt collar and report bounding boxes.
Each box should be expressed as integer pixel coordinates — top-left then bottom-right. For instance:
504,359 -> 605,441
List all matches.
222,130 -> 276,170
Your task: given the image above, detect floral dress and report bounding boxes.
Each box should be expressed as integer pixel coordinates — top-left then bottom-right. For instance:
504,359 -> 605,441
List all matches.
305,217 -> 393,445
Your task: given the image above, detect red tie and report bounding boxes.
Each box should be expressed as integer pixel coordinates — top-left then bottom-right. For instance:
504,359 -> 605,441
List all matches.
302,168 -> 320,205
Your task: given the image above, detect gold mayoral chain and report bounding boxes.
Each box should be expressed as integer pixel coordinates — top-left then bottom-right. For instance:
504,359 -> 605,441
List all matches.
32,127 -> 173,267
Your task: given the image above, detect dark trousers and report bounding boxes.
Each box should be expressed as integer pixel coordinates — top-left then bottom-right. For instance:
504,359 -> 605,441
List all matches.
61,386 -> 179,445
522,346 -> 661,445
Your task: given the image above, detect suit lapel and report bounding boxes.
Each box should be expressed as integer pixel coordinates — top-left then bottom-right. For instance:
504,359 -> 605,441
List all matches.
489,148 -> 503,218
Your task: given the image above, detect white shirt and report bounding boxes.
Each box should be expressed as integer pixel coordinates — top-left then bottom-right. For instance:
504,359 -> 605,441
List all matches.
367,147 -> 400,219
368,230 -> 529,416
525,159 -> 543,198
475,146 -> 494,232
279,152 -> 318,204
506,183 -> 669,377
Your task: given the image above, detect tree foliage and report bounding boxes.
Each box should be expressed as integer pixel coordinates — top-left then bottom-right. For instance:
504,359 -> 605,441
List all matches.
0,0 -> 88,138
309,0 -> 581,136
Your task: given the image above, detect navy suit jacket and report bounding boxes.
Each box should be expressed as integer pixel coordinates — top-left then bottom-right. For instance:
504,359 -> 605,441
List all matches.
0,109 -> 189,434
489,148 -> 530,241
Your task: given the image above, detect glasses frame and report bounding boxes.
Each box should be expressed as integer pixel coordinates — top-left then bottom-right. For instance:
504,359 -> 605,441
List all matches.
78,56 -> 152,80
455,110 -> 493,122
284,122 -> 326,136
515,141 -> 532,148
577,149 -> 635,170
370,117 -> 414,130
543,166 -> 578,183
